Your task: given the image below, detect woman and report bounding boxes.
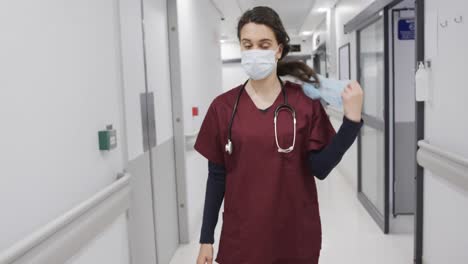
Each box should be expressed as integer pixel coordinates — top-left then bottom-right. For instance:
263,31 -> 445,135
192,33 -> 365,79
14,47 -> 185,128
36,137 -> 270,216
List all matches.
195,6 -> 363,264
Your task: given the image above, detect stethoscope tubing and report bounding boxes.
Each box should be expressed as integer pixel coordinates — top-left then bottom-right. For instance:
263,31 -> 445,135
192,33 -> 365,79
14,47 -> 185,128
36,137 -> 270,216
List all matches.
226,76 -> 296,155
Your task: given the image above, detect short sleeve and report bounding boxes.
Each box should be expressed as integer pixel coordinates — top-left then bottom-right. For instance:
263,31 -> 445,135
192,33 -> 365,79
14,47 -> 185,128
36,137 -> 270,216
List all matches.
307,100 -> 337,151
194,100 -> 225,165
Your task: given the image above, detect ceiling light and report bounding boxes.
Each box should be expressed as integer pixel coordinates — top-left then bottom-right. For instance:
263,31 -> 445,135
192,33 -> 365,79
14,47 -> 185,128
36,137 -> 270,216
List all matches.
317,7 -> 328,13
301,31 -> 314,36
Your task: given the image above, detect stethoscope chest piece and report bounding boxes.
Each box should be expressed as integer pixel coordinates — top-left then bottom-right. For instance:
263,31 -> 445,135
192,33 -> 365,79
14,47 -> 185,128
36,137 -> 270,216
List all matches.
225,139 -> 233,155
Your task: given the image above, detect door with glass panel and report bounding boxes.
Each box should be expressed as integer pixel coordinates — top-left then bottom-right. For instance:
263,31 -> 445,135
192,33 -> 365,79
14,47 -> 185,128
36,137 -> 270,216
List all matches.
313,44 -> 327,77
357,14 -> 389,233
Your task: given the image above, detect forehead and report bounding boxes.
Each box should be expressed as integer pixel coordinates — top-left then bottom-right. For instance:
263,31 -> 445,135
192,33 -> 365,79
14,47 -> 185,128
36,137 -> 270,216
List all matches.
240,22 -> 276,42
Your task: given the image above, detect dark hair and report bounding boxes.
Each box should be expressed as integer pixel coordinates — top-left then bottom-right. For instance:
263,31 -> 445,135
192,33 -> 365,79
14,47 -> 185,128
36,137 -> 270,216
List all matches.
237,6 -> 319,85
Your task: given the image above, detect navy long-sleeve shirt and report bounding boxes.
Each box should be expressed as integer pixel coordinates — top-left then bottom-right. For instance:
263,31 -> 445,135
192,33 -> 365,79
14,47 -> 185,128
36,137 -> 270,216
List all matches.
199,115 -> 363,244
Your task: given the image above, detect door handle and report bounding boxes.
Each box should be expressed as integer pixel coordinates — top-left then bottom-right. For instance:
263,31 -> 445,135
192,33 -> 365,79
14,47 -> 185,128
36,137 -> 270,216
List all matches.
140,92 -> 157,152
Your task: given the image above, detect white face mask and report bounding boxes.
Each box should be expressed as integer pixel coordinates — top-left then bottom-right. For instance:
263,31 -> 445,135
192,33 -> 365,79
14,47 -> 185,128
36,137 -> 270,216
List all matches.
241,48 -> 278,80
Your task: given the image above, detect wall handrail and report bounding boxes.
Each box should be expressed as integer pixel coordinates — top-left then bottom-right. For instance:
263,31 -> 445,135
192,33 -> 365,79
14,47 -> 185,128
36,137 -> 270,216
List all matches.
185,130 -> 199,150
417,140 -> 468,192
0,173 -> 131,264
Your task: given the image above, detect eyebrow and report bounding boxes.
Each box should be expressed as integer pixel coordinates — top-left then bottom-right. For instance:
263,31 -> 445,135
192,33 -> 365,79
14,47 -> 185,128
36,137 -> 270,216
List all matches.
241,38 -> 273,43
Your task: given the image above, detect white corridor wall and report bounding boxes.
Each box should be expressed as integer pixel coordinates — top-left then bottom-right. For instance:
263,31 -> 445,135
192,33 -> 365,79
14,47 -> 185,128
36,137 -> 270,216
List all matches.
422,0 -> 468,263
0,0 -> 129,262
177,0 -> 223,241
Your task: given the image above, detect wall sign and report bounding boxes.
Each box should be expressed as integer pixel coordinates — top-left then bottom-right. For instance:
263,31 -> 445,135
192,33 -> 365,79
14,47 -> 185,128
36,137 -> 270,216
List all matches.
290,44 -> 301,52
398,18 -> 415,40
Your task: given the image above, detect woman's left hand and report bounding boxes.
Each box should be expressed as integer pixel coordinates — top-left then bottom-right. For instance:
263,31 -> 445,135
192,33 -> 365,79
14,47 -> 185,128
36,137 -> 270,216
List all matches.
342,80 -> 364,122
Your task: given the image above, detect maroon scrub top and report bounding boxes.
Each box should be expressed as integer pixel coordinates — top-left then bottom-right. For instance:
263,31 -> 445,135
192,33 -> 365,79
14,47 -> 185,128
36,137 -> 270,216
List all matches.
194,80 -> 336,264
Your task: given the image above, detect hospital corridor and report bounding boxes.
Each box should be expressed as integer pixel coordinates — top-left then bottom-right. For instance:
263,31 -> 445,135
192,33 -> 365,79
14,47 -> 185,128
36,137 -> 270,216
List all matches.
0,0 -> 467,264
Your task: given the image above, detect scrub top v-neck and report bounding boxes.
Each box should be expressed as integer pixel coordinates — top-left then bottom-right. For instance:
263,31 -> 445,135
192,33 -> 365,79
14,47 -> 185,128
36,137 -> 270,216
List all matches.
194,80 -> 336,264
244,84 -> 281,114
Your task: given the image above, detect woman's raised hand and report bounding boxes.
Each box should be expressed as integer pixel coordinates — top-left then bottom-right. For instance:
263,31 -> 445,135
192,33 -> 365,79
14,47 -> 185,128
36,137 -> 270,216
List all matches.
197,243 -> 214,264
341,80 -> 364,122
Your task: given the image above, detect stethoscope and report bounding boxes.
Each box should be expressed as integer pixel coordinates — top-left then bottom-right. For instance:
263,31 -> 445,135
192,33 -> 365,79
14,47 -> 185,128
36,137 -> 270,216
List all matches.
225,76 -> 296,155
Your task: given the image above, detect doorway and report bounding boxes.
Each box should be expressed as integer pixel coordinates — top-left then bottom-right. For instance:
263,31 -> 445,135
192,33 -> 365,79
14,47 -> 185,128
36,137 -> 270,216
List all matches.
354,0 -> 417,235
390,7 -> 416,216
313,44 -> 328,77
344,0 -> 423,261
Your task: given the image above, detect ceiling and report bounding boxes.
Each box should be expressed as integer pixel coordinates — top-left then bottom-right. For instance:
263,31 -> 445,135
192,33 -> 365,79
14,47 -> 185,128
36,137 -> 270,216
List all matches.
212,0 -> 337,41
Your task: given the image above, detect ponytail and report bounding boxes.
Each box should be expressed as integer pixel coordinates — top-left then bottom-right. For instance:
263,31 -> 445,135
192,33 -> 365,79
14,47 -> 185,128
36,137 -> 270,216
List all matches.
277,60 -> 320,85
